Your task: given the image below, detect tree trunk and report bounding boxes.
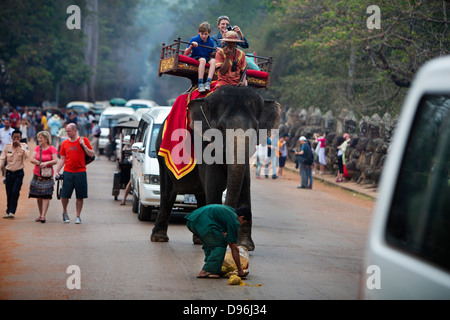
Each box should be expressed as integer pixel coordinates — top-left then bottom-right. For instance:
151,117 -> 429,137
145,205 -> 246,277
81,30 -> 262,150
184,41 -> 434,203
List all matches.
348,38 -> 355,101
83,0 -> 99,102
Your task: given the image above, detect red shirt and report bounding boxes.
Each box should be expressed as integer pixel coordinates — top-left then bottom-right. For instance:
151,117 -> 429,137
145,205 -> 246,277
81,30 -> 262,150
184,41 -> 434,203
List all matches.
9,113 -> 20,128
59,137 -> 92,173
215,48 -> 247,88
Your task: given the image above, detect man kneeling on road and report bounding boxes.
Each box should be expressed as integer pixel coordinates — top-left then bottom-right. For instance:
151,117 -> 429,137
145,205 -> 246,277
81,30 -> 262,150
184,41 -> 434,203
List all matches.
185,204 -> 251,279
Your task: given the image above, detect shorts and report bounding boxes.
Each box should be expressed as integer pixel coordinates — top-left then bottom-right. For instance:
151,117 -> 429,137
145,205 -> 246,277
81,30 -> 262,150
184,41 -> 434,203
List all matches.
192,56 -> 214,63
60,171 -> 88,199
279,156 -> 287,168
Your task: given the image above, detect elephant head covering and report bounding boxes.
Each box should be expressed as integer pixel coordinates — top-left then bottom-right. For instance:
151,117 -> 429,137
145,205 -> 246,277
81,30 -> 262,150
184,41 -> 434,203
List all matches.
221,31 -> 245,43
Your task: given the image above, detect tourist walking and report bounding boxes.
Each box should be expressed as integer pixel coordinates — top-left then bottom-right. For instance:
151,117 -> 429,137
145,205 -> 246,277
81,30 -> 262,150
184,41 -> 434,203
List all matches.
0,129 -> 29,218
29,131 -> 58,223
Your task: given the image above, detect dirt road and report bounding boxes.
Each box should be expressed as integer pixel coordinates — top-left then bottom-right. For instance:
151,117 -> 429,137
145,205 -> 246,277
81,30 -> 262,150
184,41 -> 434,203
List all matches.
0,143 -> 374,300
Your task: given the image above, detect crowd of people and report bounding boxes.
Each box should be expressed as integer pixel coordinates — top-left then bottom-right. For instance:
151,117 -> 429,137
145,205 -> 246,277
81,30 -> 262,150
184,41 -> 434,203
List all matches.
254,131 -> 352,190
0,106 -> 98,224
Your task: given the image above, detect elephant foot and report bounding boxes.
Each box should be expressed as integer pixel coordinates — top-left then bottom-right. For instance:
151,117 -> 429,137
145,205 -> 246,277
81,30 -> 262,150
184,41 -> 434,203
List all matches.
150,229 -> 169,242
239,237 -> 255,251
193,234 -> 202,245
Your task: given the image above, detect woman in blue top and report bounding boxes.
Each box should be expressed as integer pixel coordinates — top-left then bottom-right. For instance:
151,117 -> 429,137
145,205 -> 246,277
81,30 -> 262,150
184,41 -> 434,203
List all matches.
184,22 -> 216,93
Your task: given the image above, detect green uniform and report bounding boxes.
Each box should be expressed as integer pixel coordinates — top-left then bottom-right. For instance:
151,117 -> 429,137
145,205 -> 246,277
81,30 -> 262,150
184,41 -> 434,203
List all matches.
185,204 -> 240,274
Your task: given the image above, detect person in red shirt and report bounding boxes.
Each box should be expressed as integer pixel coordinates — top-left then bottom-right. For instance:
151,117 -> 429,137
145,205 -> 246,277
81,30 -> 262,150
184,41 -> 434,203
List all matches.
9,108 -> 20,128
55,123 -> 95,224
214,31 -> 247,88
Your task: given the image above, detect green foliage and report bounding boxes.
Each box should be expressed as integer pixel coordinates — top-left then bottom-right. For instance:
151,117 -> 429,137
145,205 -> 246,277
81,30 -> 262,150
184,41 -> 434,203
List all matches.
1,0 -> 447,116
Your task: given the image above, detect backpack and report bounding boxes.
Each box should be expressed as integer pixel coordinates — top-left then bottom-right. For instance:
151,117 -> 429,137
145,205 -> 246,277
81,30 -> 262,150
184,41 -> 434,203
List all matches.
303,144 -> 314,165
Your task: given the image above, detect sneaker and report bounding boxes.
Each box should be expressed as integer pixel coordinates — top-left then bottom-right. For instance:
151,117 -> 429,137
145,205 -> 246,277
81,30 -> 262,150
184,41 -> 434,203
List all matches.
63,212 -> 70,223
198,83 -> 206,93
272,174 -> 278,179
75,217 -> 82,224
3,213 -> 10,219
204,82 -> 211,91
9,213 -> 14,218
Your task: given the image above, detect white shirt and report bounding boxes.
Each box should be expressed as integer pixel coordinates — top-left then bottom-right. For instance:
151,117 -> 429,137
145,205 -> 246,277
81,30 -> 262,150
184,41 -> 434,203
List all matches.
0,127 -> 15,151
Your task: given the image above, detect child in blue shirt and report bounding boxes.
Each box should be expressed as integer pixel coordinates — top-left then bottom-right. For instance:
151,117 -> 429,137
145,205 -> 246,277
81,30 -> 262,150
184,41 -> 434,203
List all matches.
184,22 -> 216,93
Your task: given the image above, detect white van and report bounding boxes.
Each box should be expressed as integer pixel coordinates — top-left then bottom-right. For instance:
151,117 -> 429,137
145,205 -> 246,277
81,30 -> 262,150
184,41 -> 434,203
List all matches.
130,107 -> 170,220
360,56 -> 450,299
66,101 -> 94,114
98,106 -> 135,154
125,99 -> 158,110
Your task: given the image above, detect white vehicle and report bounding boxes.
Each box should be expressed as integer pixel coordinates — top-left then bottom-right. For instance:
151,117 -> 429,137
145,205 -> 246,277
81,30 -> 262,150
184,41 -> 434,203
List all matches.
361,56 -> 450,299
98,106 -> 135,154
125,99 -> 158,110
66,101 -> 94,114
130,106 -> 172,220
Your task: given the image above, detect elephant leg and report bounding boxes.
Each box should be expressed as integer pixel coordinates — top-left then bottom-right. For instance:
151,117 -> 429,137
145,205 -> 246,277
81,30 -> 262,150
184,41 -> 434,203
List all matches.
237,164 -> 255,251
238,220 -> 254,251
192,192 -> 206,245
205,164 -> 226,205
151,168 -> 177,242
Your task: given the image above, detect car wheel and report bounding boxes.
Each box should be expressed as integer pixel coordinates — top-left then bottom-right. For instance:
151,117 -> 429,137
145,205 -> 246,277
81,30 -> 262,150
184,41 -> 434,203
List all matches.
138,202 -> 153,221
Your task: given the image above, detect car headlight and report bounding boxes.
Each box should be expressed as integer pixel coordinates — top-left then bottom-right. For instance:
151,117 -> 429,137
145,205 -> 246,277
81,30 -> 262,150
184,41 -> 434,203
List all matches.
144,174 -> 160,185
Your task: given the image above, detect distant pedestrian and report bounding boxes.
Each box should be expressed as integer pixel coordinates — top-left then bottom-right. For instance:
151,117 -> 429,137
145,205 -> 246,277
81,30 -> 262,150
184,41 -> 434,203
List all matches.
0,119 -> 15,155
55,123 -> 95,224
314,132 -> 327,174
0,129 -> 29,218
29,131 -> 58,223
254,143 -> 267,179
264,133 -> 278,179
47,114 -> 62,147
295,136 -> 313,189
277,133 -> 289,179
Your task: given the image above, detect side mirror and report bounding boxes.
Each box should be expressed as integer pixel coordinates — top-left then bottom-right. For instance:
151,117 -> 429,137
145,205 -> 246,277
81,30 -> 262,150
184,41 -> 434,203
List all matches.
131,142 -> 145,153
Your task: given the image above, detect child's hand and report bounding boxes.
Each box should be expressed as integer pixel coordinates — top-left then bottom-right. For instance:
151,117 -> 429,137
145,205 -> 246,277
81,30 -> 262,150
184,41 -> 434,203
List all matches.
192,41 -> 198,47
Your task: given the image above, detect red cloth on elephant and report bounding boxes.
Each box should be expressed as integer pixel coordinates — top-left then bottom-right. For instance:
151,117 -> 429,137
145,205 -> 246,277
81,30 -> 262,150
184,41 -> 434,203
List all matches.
158,81 -> 218,179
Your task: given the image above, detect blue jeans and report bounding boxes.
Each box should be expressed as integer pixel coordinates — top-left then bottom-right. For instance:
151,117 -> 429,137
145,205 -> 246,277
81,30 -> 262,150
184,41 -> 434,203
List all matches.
299,163 -> 313,188
5,169 -> 24,214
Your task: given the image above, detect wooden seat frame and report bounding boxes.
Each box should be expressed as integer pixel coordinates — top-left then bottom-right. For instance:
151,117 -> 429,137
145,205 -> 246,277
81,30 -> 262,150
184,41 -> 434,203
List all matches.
158,37 -> 273,90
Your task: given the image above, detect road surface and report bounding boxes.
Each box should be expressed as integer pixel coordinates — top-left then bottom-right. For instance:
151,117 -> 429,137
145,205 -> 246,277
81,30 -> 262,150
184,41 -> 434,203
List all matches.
0,147 -> 374,300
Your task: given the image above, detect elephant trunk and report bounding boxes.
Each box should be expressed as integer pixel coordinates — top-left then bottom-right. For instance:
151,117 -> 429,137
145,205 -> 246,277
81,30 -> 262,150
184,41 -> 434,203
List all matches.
224,131 -> 252,207
225,163 -> 246,207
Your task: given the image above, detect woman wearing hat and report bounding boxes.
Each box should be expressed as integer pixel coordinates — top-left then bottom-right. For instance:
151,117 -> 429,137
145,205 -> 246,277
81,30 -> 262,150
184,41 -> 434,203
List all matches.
214,31 -> 248,88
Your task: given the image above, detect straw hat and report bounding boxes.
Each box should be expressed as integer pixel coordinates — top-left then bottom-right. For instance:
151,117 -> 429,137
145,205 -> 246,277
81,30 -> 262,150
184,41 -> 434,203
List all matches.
220,31 -> 244,43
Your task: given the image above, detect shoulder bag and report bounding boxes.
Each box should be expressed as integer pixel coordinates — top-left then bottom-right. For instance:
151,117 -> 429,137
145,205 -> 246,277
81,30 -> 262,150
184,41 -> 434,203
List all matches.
39,147 -> 53,178
82,137 -> 95,165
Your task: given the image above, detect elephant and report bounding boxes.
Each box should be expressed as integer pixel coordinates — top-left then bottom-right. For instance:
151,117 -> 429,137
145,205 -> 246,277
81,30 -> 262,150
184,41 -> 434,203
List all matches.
150,85 -> 281,251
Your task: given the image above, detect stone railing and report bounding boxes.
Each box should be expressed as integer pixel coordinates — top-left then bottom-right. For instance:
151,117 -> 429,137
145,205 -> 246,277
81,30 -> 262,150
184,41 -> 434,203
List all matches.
278,106 -> 398,187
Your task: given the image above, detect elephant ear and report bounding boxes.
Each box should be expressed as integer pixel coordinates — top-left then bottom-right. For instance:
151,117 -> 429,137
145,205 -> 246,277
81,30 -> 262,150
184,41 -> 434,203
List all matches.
259,100 -> 282,132
187,98 -> 208,131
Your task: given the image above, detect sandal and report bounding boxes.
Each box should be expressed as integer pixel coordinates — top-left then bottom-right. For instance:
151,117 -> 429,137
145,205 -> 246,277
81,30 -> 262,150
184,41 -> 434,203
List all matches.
197,272 -> 220,279
40,218 -> 46,223
35,217 -> 41,222
120,202 -> 126,206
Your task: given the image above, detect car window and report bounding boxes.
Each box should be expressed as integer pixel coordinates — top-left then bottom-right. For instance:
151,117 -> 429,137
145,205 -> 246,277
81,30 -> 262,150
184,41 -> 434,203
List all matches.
147,124 -> 161,158
136,120 -> 148,143
386,94 -> 450,272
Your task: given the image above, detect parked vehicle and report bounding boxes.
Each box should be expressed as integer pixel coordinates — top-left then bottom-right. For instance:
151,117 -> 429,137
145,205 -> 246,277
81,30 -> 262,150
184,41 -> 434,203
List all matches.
125,99 -> 158,110
66,101 -> 94,114
130,106 -> 172,220
98,106 -> 135,155
361,55 -> 450,299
